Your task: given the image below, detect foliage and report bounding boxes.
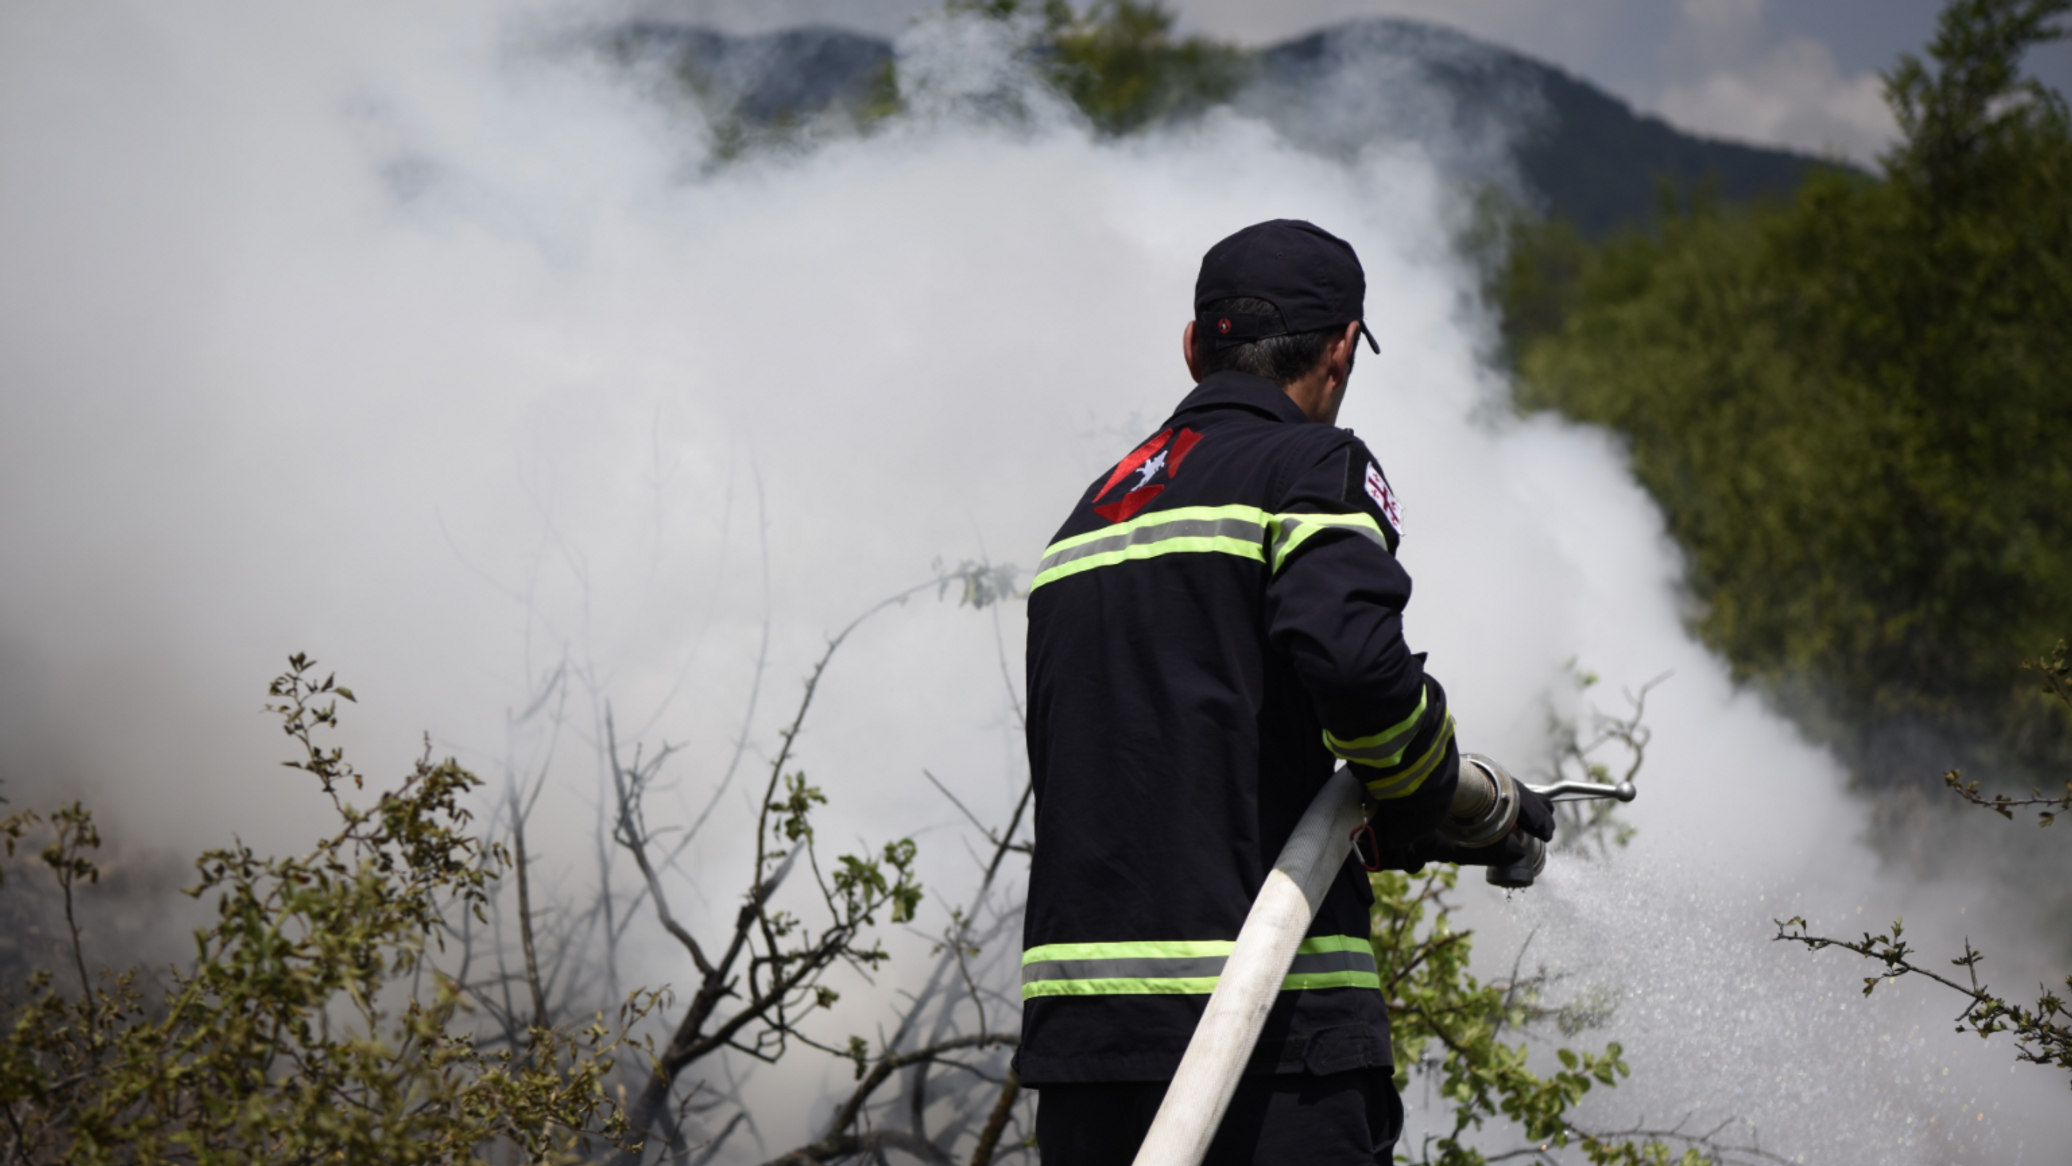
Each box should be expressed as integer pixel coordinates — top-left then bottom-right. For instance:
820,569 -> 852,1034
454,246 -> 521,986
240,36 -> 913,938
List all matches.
1502,0 -> 2072,779
1775,636 -> 2072,1085
0,654 -> 651,1164
0,559 -> 1033,1166
1032,0 -> 1249,135
1478,207 -> 1594,372
946,0 -> 1250,135
0,632 -> 973,1165
1373,867 -> 1633,1164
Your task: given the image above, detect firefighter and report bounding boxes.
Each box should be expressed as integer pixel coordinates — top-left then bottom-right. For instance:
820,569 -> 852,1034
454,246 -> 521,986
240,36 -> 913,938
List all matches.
1017,219 -> 1555,1164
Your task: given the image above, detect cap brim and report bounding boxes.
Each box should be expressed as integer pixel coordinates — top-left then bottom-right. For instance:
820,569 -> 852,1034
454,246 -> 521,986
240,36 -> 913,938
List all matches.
1358,321 -> 1380,354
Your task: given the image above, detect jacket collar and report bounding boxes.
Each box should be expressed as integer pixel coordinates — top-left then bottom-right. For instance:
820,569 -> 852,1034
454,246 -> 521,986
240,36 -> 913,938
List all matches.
1168,371 -> 1312,427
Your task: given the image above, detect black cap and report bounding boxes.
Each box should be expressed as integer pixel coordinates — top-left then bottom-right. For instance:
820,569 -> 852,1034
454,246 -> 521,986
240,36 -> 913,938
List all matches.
1194,219 -> 1379,353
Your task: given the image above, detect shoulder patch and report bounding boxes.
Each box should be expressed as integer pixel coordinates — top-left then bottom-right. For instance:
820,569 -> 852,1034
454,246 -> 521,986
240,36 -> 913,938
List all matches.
1335,444 -> 1402,551
1363,461 -> 1402,534
1089,427 -> 1205,524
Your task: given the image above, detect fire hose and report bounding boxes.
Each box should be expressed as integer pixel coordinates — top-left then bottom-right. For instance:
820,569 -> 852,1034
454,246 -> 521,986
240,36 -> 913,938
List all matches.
1129,754 -> 1637,1166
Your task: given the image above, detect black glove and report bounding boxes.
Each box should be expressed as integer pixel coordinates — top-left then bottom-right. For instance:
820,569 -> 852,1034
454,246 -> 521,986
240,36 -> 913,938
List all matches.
1367,777 -> 1556,874
1368,830 -> 1533,874
1514,783 -> 1556,843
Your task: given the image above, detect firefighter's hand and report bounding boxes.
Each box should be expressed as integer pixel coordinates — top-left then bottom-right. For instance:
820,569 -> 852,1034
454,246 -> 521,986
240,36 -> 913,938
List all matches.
1375,828 -> 1541,878
1514,783 -> 1556,843
1370,831 -> 1522,874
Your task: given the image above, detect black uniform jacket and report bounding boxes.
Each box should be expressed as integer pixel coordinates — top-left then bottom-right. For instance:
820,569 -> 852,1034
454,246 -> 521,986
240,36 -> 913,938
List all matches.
1018,371 -> 1459,1086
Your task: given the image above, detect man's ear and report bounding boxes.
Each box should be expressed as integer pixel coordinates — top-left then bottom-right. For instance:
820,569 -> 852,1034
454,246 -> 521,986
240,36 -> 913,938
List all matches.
1329,321 -> 1361,387
1183,320 -> 1204,384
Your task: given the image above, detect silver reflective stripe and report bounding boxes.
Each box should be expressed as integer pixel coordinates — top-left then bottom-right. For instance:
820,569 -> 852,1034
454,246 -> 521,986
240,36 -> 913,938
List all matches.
1268,512 -> 1392,574
1023,955 -> 1228,983
1323,688 -> 1429,769
1036,514 -> 1269,579
1020,944 -> 1378,989
1326,727 -> 1419,767
1360,713 -> 1456,801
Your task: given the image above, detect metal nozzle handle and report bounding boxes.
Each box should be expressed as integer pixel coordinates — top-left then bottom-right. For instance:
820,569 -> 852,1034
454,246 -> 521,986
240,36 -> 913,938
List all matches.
1524,778 -> 1638,804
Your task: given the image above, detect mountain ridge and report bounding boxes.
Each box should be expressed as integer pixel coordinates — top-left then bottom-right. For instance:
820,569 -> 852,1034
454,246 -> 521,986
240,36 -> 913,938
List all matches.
605,15 -> 1850,235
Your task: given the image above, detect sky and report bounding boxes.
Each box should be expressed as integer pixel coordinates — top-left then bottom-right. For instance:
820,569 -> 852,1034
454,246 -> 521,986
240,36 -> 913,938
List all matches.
635,0 -> 2072,163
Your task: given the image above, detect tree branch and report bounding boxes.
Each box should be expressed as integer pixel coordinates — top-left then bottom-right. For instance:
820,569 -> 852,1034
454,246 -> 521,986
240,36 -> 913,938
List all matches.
966,1069 -> 1021,1166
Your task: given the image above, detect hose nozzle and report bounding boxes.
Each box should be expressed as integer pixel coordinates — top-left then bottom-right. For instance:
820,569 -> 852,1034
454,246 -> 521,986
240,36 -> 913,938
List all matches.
1444,754 -> 1547,889
1442,754 -> 1638,888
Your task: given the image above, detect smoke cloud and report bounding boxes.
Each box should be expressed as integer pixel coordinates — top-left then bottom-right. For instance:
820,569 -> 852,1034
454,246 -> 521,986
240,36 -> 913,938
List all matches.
1,2 -> 2065,1161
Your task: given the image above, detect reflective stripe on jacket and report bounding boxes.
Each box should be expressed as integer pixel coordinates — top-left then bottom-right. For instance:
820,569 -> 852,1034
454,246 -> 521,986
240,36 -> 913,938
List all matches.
1018,371 -> 1458,1085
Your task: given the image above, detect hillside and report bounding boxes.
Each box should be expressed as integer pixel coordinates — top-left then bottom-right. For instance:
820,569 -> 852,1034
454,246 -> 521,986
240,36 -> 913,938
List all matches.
603,15 -> 1845,234
1248,20 -> 1846,234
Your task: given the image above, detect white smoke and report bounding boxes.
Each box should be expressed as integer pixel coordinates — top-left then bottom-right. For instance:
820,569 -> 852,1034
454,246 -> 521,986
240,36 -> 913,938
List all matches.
0,2 -> 2065,1162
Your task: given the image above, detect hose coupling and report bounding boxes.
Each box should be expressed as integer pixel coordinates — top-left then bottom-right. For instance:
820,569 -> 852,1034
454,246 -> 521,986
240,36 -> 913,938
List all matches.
1440,752 -> 1521,849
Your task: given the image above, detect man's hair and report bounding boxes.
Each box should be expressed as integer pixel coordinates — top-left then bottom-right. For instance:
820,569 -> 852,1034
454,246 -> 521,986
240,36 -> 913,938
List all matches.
1193,297 -> 1349,386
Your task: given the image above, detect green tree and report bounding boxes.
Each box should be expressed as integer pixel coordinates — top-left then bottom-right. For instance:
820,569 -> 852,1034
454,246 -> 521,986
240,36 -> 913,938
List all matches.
1505,0 -> 2072,781
0,656 -> 651,1164
947,0 -> 1249,135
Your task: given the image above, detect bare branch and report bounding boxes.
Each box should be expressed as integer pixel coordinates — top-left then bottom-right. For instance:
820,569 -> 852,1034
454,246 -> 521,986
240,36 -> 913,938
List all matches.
760,1036 -> 1015,1166
511,798 -> 550,1032
924,771 -> 997,843
966,1069 -> 1021,1166
829,1034 -> 1017,1146
608,708 -> 713,977
764,1129 -> 954,1166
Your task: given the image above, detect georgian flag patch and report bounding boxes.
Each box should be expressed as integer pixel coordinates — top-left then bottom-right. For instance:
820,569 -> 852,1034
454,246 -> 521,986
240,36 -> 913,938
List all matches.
1364,461 -> 1402,533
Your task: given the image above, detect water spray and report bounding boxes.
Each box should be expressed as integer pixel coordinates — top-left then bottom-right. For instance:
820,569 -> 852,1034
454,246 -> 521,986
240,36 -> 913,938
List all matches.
1131,754 -> 1639,1166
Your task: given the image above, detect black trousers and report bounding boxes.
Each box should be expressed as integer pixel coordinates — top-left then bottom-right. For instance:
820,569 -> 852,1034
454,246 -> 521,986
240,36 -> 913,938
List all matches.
1034,1069 -> 1402,1165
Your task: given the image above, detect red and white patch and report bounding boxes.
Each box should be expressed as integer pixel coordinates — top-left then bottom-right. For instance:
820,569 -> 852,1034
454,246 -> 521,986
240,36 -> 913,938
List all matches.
1364,462 -> 1402,532
1090,428 -> 1205,524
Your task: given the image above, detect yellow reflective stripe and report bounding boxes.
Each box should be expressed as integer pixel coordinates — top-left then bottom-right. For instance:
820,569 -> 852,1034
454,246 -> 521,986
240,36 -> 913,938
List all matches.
1031,505 -> 1270,590
1023,976 -> 1222,998
1364,712 -> 1455,801
1269,511 -> 1389,574
1020,935 -> 1379,999
1033,535 -> 1264,591
1022,939 -> 1232,965
1031,505 -> 1391,589
1323,688 -> 1429,765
